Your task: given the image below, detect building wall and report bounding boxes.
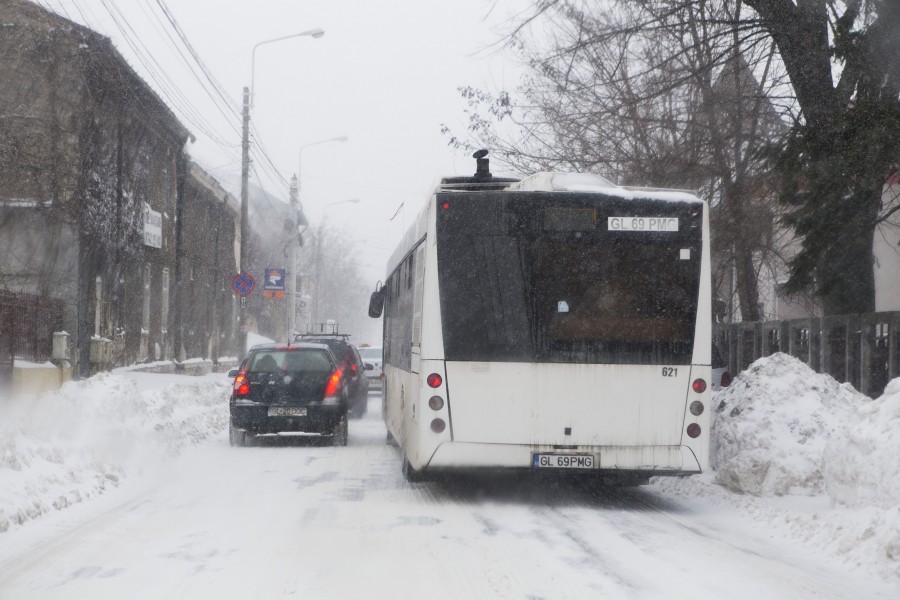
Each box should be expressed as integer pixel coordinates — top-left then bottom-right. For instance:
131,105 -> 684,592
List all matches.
0,0 -> 190,375
750,179 -> 900,322
178,164 -> 240,362
874,180 -> 900,313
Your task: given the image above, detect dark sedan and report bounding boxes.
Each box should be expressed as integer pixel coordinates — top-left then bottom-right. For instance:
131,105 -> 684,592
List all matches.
228,343 -> 349,446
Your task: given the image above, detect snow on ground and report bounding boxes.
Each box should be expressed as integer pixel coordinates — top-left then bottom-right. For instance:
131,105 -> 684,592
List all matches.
1,352 -> 898,583
0,372 -> 229,533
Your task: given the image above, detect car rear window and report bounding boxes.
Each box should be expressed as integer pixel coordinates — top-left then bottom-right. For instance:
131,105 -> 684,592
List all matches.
250,349 -> 333,373
359,348 -> 382,360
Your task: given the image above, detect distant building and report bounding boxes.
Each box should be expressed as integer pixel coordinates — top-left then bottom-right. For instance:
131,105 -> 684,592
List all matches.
177,163 -> 240,362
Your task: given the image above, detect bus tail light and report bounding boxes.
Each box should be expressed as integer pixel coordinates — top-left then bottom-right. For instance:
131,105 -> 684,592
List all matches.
692,378 -> 707,393
689,401 -> 704,416
233,371 -> 250,396
430,418 -> 446,433
428,396 -> 444,411
686,423 -> 701,438
427,373 -> 443,388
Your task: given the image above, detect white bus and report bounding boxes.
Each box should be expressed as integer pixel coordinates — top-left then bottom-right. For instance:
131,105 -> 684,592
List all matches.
369,153 -> 712,483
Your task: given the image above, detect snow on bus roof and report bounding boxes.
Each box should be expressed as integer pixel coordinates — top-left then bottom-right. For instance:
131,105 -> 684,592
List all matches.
507,172 -> 702,203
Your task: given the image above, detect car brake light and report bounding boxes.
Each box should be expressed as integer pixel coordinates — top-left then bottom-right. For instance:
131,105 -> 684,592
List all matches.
427,373 -> 442,388
692,378 -> 707,393
324,366 -> 344,398
721,371 -> 732,388
233,371 -> 250,396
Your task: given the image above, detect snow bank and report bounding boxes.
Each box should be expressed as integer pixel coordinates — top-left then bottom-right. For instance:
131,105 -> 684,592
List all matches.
711,352 -> 870,496
0,372 -> 229,533
662,352 -> 900,581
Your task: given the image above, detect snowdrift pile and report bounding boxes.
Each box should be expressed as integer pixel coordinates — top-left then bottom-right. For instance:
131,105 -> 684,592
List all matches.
712,353 -> 900,507
704,352 -> 900,575
0,372 -> 229,533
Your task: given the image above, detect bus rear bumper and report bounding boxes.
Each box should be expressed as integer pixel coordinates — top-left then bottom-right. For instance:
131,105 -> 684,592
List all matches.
425,442 -> 702,474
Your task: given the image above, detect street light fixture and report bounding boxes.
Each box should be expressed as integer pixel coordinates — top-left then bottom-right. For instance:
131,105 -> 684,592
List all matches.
250,28 -> 325,108
323,198 -> 360,210
239,28 -> 324,353
298,135 -> 349,194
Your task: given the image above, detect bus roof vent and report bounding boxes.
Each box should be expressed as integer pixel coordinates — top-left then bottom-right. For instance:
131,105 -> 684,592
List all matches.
437,150 -> 520,192
473,149 -> 491,180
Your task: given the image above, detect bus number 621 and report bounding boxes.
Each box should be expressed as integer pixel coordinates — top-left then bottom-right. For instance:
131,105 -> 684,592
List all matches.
662,367 -> 678,377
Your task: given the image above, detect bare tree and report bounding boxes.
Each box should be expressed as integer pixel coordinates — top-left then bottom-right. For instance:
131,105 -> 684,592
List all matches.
300,222 -> 370,337
454,0 -> 900,318
446,0 -> 790,321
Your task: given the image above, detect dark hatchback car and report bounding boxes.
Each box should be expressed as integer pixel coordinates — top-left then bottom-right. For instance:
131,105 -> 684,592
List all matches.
293,333 -> 369,419
228,343 -> 349,447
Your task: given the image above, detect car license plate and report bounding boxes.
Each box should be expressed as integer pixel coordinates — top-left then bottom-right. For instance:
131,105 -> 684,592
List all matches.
533,454 -> 595,469
268,406 -> 307,417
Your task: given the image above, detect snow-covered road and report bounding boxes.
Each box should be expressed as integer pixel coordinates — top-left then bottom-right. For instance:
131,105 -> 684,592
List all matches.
1,377 -> 897,599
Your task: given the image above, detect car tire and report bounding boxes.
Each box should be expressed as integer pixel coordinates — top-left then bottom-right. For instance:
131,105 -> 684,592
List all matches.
229,422 -> 247,447
386,429 -> 399,447
332,413 -> 349,447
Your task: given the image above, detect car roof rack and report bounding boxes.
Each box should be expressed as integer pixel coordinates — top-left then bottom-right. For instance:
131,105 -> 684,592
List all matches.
303,322 -> 343,335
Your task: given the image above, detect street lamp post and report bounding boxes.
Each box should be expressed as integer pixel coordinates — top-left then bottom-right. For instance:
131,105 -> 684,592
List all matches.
238,28 -> 324,353
312,198 -> 360,325
289,135 -> 348,339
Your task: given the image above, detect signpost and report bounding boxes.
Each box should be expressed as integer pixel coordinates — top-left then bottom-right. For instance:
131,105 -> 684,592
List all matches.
263,267 -> 286,299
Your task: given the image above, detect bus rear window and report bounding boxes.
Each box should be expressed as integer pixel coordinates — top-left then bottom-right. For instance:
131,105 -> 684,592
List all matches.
436,192 -> 701,365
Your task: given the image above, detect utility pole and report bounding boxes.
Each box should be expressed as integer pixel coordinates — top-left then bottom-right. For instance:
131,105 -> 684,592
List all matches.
238,86 -> 250,355
286,175 -> 299,343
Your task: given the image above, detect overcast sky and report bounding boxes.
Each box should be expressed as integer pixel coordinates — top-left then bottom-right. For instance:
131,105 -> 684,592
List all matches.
40,0 -> 530,285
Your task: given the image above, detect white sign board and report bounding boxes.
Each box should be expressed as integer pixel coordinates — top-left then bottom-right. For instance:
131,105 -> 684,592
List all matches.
143,206 -> 162,248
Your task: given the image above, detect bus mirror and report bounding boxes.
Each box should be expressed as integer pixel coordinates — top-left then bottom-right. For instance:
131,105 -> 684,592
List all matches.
368,287 -> 385,318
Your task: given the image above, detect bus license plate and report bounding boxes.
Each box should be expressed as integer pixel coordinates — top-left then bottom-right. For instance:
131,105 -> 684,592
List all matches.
268,407 -> 307,417
533,454 -> 595,469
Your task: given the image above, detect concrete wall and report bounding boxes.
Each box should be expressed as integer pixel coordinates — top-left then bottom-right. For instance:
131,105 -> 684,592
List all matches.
11,361 -> 72,396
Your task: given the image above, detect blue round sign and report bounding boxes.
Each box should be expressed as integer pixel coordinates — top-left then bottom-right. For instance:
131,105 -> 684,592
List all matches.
232,272 -> 255,296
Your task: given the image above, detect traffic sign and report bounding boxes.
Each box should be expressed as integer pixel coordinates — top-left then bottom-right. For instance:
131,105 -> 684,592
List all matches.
264,268 -> 286,291
232,272 -> 255,296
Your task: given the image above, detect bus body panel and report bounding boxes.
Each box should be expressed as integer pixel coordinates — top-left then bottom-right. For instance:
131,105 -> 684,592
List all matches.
443,361 -> 699,447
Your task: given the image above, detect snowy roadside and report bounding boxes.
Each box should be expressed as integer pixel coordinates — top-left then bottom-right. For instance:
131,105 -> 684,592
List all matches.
657,353 -> 900,583
0,372 -> 230,533
1,352 -> 898,584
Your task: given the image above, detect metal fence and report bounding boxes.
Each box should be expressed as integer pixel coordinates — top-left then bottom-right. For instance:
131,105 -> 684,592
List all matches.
714,312 -> 900,398
0,292 -> 65,386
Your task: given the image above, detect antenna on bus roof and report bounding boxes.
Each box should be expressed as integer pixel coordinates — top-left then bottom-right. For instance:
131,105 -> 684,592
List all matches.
473,149 -> 491,181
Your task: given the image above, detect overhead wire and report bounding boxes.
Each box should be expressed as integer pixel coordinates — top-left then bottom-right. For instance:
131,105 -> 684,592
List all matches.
43,0 -> 292,195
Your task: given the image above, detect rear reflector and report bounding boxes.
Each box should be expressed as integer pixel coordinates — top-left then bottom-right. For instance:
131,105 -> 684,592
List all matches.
427,373 -> 442,388
430,418 -> 446,433
721,371 -> 732,388
686,423 -> 701,438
